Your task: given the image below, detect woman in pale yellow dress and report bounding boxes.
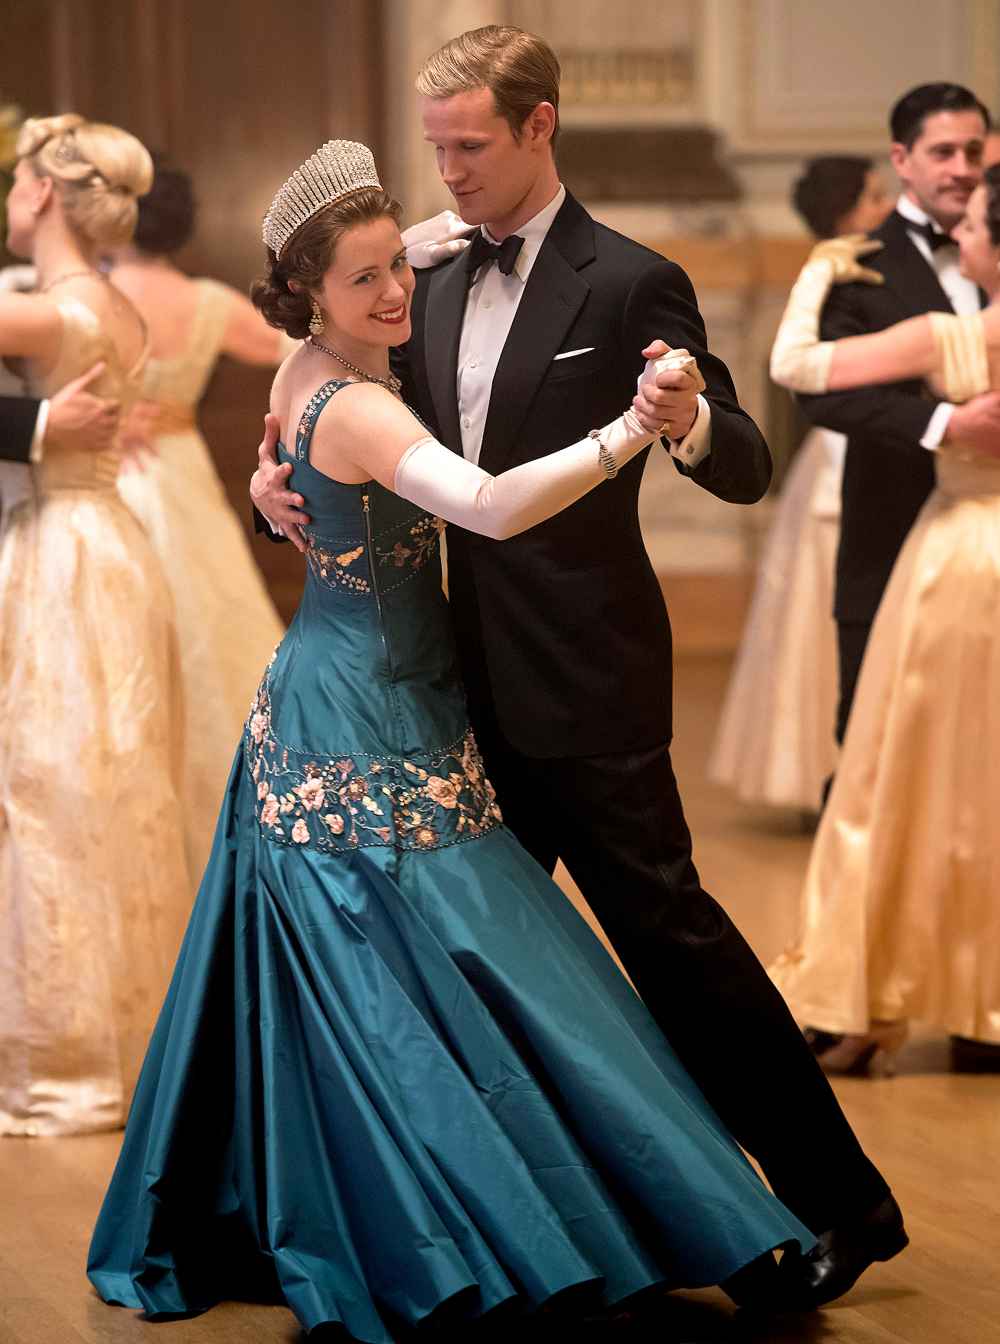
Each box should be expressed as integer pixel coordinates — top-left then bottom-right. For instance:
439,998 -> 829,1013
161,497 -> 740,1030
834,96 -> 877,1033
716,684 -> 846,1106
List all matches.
711,158 -> 891,812
108,160 -> 290,876
767,165 -> 1000,1073
0,115 -> 189,1136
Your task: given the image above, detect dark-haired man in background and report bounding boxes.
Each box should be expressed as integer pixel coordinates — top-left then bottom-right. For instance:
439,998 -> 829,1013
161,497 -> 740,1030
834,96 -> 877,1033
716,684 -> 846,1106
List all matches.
801,83 -> 994,747
799,83 -> 1000,1073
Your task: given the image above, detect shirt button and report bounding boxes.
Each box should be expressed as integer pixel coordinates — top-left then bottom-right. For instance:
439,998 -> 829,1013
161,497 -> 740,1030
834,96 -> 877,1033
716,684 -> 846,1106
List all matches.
469,359 -> 479,369
482,300 -> 492,310
462,417 -> 471,429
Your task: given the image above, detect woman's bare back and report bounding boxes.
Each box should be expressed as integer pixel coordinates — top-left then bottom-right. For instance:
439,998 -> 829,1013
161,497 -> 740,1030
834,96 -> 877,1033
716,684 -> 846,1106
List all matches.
110,262 -> 200,361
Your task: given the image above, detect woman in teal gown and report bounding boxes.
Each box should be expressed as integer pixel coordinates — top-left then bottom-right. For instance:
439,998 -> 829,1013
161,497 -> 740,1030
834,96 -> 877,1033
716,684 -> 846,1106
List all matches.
88,142 -> 812,1341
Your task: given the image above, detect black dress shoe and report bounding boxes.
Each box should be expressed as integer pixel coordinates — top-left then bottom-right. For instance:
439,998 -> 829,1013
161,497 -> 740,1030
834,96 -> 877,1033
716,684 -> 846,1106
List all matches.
950,1035 -> 1000,1073
778,1194 -> 908,1309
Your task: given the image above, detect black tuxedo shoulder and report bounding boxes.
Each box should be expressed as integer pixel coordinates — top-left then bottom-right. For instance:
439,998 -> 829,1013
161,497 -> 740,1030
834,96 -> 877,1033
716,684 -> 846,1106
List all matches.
588,216 -> 672,272
577,215 -> 698,307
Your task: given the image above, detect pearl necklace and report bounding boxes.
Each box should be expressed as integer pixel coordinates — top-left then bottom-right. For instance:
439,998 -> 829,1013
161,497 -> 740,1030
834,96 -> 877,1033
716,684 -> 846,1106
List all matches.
308,336 -> 401,396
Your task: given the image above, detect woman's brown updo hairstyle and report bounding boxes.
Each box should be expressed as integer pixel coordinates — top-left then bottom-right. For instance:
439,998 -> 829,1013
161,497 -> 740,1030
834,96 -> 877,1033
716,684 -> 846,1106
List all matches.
984,163 -> 1000,248
252,188 -> 402,339
16,113 -> 153,248
134,153 -> 197,255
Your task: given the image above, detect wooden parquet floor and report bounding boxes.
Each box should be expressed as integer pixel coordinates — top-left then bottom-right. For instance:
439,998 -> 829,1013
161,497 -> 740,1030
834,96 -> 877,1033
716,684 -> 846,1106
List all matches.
2,654 -> 997,1344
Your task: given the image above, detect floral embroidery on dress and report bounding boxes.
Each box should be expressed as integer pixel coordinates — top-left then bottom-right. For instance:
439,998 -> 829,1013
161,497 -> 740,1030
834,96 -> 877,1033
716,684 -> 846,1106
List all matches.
304,512 -> 444,597
245,674 -> 502,853
306,533 -> 371,594
374,513 -> 445,592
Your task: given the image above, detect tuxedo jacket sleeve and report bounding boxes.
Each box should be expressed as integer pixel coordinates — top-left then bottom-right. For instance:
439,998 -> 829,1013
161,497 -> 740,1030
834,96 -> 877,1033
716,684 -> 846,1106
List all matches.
797,279 -> 937,455
1,395 -> 41,463
623,259 -> 771,503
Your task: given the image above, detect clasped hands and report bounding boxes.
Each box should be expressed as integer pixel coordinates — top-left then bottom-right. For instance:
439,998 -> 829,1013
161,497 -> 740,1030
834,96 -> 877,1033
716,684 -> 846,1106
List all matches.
632,341 -> 705,438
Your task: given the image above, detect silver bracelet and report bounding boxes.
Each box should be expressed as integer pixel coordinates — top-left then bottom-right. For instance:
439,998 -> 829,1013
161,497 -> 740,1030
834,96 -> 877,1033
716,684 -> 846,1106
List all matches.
589,427 -> 619,480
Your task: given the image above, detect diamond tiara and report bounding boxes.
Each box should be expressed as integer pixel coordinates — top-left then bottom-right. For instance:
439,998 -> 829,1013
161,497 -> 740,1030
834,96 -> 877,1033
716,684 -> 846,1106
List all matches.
262,139 -> 383,258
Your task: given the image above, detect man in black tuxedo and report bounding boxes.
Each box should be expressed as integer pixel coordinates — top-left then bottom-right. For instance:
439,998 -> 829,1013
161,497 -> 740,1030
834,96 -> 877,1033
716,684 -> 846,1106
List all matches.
253,24 -> 904,1306
799,83 -> 996,747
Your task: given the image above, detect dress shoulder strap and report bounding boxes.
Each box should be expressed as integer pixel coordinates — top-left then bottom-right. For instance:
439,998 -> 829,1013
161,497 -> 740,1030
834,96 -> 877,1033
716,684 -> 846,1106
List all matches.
293,378 -> 353,461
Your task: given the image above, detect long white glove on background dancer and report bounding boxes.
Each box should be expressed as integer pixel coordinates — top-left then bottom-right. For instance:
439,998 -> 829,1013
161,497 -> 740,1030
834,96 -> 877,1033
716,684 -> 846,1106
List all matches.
394,351 -> 697,540
770,236 -> 884,394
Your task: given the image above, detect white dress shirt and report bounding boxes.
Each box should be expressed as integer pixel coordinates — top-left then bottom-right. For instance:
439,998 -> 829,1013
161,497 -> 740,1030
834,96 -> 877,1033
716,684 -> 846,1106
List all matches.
456,184 -> 711,467
896,194 -> 982,451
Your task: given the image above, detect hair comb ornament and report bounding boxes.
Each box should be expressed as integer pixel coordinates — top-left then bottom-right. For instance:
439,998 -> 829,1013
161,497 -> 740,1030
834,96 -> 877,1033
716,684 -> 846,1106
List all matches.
262,139 -> 382,257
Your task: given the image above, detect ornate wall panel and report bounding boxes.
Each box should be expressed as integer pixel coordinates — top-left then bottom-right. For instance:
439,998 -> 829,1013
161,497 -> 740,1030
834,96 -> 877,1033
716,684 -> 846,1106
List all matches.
509,0 -> 704,124
712,0 -> 999,154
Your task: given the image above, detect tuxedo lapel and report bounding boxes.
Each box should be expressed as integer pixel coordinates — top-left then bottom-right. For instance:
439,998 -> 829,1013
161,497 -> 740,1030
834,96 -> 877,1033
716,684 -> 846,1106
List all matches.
479,195 -> 595,474
423,257 -> 468,454
878,212 -> 956,316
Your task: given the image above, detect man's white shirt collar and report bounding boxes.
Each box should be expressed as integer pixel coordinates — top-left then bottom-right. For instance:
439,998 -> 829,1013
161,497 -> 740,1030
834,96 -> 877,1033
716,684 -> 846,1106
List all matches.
480,184 -> 566,284
896,193 -> 946,235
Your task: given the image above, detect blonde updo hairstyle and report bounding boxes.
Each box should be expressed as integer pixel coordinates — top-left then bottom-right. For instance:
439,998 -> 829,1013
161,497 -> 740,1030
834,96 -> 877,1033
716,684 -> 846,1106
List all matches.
16,113 -> 154,248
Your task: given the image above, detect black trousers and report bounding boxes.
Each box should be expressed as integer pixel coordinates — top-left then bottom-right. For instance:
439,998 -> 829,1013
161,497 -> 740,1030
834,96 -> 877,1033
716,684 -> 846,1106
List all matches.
471,701 -> 891,1234
835,619 -> 874,745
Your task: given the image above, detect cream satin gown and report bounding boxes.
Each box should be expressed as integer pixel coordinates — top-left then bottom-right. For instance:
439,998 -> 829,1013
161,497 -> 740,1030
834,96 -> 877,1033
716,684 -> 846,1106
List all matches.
710,427 -> 843,811
771,312 -> 1000,1044
117,278 -> 284,878
0,295 -> 190,1136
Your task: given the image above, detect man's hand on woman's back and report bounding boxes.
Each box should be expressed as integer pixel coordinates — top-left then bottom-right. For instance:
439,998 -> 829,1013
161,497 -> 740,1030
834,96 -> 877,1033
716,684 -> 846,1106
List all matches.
250,412 -> 311,552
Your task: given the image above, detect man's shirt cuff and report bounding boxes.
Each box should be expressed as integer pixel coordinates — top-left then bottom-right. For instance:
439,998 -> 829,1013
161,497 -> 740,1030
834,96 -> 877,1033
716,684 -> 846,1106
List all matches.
667,394 -> 712,467
921,402 -> 954,452
30,400 -> 49,463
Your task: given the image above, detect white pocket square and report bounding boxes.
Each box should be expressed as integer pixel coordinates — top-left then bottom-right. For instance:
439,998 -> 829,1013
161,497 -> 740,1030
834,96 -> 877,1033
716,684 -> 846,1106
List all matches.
552,347 -> 596,361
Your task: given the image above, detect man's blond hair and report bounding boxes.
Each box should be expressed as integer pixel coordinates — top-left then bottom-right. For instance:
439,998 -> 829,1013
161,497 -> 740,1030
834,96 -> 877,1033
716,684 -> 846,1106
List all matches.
416,25 -> 560,146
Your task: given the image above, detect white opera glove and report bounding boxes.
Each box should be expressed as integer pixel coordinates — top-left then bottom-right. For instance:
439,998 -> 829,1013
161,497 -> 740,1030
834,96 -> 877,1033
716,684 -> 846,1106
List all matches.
770,236 -> 884,394
393,355 -> 678,540
401,210 -> 473,269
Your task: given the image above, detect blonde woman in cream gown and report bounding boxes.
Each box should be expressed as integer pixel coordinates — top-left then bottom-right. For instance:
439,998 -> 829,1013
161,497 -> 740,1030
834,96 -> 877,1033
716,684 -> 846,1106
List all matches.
0,115 -> 189,1137
109,159 -> 289,876
767,169 -> 1000,1069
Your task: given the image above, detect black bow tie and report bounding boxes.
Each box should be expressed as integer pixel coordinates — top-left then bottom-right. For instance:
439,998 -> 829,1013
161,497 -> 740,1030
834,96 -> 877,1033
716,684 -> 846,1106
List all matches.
465,231 -> 525,278
908,218 -> 957,252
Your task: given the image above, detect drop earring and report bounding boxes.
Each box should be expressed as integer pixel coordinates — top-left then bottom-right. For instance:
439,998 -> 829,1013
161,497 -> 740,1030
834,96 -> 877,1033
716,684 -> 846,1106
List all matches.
309,299 -> 324,337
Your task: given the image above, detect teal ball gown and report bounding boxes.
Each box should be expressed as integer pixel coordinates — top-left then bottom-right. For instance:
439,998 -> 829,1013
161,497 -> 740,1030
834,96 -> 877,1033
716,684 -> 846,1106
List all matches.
88,381 -> 812,1339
